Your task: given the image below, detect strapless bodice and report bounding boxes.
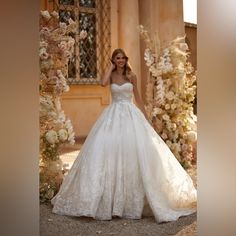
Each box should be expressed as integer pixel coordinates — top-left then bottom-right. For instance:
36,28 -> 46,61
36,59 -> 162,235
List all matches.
110,83 -> 133,103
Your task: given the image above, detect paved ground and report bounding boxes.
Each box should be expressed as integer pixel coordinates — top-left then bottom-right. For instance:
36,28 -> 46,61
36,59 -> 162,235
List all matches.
40,142 -> 197,236
40,203 -> 196,236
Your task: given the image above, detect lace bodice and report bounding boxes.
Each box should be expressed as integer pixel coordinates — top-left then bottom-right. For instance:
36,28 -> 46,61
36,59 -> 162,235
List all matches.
111,83 -> 133,103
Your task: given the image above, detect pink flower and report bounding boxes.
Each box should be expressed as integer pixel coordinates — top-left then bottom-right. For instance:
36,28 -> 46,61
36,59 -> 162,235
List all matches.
58,41 -> 68,51
39,48 -> 49,60
51,11 -> 59,19
67,37 -> 75,48
63,50 -> 72,59
40,27 -> 50,37
79,30 -> 88,40
40,41 -> 48,48
59,22 -> 67,29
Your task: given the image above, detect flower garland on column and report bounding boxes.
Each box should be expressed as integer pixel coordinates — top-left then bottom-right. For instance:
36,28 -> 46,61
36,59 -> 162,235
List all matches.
139,25 -> 197,169
39,10 -> 87,202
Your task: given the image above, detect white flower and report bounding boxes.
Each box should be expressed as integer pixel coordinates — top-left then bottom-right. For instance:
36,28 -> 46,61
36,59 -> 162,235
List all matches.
179,138 -> 185,144
187,116 -> 197,131
179,43 -> 188,51
67,125 -> 74,135
59,22 -> 67,30
58,129 -> 68,142
67,37 -> 75,48
192,113 -> 197,122
152,107 -> 163,116
46,75 -> 58,85
165,104 -> 170,110
56,70 -> 69,92
166,57 -> 171,62
174,130 -> 179,139
63,50 -> 72,59
188,144 -> 193,152
69,139 -> 75,145
69,18 -> 76,25
65,119 -> 73,129
161,132 -> 168,140
65,119 -> 74,137
39,41 -> 48,48
40,27 -> 50,36
45,130 -> 58,144
68,131 -> 75,145
166,140 -> 172,148
149,65 -> 159,77
51,11 -> 59,19
41,10 -> 51,20
165,91 -> 175,101
154,78 -> 165,105
39,48 -> 49,60
162,114 -> 170,121
182,151 -> 190,158
48,111 -> 57,119
58,41 -> 68,51
79,30 -> 88,40
171,123 -> 177,130
163,48 -> 170,56
172,143 -> 181,152
58,112 -> 66,123
187,131 -> 197,143
165,79 -> 172,86
144,48 -> 154,66
166,121 -> 172,131
40,95 -> 54,111
171,104 -> 177,110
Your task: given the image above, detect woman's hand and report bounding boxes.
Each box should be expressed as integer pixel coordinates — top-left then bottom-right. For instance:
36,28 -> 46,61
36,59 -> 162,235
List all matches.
110,59 -> 116,70
101,60 -> 115,86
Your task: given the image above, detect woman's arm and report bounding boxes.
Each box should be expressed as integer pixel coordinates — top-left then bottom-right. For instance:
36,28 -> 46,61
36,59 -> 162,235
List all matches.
101,62 -> 115,86
131,74 -> 150,122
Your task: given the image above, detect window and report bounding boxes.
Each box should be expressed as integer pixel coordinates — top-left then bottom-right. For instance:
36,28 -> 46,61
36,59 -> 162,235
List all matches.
51,0 -> 111,84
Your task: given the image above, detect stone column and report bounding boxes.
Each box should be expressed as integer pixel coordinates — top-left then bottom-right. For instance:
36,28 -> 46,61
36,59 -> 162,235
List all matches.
158,0 -> 185,47
139,0 -> 160,101
139,0 -> 185,100
118,0 -> 142,93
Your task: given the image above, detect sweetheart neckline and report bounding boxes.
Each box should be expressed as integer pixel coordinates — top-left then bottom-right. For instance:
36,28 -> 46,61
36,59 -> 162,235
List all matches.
111,83 -> 133,87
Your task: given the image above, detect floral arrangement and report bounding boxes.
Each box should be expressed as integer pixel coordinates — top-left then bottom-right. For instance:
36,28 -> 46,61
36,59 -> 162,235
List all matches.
139,25 -> 197,169
39,10 -> 87,202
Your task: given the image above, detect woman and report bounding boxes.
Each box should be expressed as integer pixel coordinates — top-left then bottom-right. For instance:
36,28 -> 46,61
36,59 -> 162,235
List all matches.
51,48 -> 197,223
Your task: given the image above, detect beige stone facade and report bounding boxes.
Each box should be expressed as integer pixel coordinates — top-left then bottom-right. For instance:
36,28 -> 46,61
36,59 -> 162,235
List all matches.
41,0 -> 196,138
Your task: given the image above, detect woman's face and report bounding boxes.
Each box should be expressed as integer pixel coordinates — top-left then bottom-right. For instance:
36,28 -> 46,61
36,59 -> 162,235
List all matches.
113,53 -> 127,68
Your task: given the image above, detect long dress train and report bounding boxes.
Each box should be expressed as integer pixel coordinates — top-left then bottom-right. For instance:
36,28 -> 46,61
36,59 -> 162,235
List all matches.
51,82 -> 197,223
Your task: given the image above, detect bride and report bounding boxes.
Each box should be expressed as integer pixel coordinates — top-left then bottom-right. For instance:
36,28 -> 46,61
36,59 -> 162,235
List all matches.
51,48 -> 197,223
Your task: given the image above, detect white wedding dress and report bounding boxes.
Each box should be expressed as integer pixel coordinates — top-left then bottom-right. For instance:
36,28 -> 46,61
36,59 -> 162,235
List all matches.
51,82 -> 197,223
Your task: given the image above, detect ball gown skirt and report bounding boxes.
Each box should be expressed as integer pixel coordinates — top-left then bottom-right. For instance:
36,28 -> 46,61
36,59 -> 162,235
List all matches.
51,83 -> 197,223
